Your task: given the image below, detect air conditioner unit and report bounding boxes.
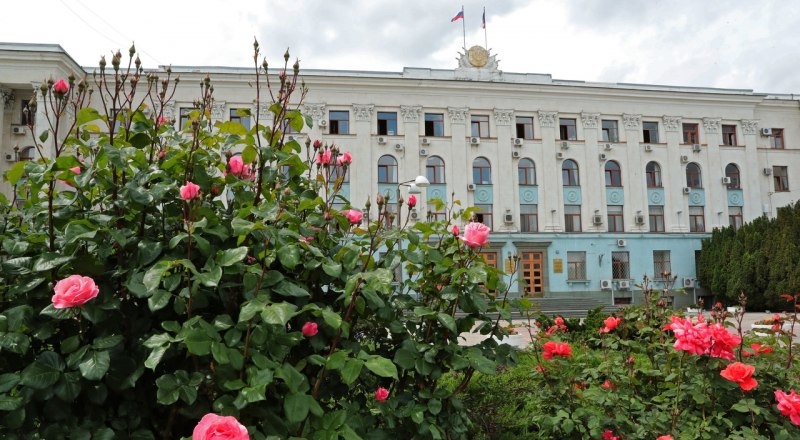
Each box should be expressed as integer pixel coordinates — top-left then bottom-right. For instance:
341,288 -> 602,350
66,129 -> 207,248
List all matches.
604,143 -> 613,151
377,136 -> 387,144
467,183 -> 476,191
592,214 -> 603,225
763,167 -> 772,176
680,155 -> 689,163
600,279 -> 612,290
419,148 -> 429,156
512,151 -> 521,159
617,239 -> 627,247
5,153 -> 14,161
683,278 -> 695,288
722,177 -> 732,185
470,137 -> 481,145
761,128 -> 772,136
394,143 -> 404,151
11,126 -> 26,135
410,210 -> 419,220
318,119 -> 328,127
599,153 -> 607,161
644,144 -> 653,152
692,144 -> 702,152
513,138 -> 524,146
560,141 -> 570,149
618,280 -> 631,290
634,214 -> 645,225
421,137 -> 430,145
556,152 -> 565,160
504,212 -> 514,224
683,187 -> 691,194
288,135 -> 296,141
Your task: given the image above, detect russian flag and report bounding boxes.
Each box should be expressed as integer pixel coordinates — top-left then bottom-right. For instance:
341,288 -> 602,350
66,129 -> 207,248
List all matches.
451,9 -> 464,22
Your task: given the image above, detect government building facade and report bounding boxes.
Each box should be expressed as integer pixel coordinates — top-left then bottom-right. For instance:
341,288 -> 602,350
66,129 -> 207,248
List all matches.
2,43 -> 799,307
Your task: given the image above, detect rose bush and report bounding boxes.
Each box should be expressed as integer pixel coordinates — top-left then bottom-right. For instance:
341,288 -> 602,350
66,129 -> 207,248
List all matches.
0,42 -> 516,439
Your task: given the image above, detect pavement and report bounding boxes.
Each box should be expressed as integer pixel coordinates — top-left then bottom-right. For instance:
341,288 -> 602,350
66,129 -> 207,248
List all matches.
458,312 -> 799,348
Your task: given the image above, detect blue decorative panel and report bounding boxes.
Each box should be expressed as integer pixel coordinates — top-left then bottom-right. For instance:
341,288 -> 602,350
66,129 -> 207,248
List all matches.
606,188 -> 625,205
688,189 -> 705,206
474,184 -> 493,203
727,189 -> 744,207
647,188 -> 665,205
519,186 -> 539,204
378,184 -> 397,203
426,184 -> 448,202
563,187 -> 582,205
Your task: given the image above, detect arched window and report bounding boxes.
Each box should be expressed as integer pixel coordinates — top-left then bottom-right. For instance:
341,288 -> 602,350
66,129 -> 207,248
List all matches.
604,161 -> 622,187
377,155 -> 397,184
725,163 -> 740,189
472,157 -> 492,184
426,156 -> 445,184
518,158 -> 536,185
646,162 -> 662,188
562,159 -> 579,186
686,163 -> 702,188
17,146 -> 35,161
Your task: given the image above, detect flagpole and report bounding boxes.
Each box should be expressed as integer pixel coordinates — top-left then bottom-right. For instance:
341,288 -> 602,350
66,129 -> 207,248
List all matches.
461,6 -> 466,49
483,7 -> 487,48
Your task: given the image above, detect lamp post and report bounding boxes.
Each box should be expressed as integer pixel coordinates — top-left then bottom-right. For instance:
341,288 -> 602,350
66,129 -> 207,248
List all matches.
396,175 -> 430,227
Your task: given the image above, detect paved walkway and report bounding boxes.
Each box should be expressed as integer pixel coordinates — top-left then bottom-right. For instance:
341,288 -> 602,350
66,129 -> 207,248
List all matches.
458,312 -> 799,347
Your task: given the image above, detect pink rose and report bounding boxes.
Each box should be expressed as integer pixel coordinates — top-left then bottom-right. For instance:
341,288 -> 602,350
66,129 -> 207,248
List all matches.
452,225 -> 459,236
337,152 -> 352,166
720,362 -> 758,391
776,389 -> 800,426
302,322 -> 318,337
313,140 -> 322,149
228,156 -> 244,176
344,209 -> 363,224
600,316 -> 621,333
374,387 -> 389,403
460,222 -> 490,247
407,195 -> 416,208
70,166 -> 81,175
192,413 -> 249,440
180,181 -> 200,200
53,79 -> 69,94
52,275 -> 99,309
316,150 -> 332,165
157,116 -> 167,126
657,436 -> 673,440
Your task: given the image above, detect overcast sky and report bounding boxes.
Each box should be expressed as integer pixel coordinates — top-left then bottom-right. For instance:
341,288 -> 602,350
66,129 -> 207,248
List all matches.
2,0 -> 799,93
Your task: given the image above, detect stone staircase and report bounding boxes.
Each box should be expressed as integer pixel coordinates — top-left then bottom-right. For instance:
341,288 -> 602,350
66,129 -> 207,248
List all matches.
522,297 -> 619,318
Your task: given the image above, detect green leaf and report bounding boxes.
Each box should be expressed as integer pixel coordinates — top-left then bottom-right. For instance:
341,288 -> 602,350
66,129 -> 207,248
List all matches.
196,265 -> 222,287
340,360 -> 363,385
20,351 -> 64,390
321,309 -> 342,330
217,247 -> 248,267
242,145 -> 257,164
0,373 -> 20,393
92,335 -> 124,350
284,393 -> 310,423
274,280 -> 310,297
365,356 -> 398,379
261,303 -> 298,326
31,253 -> 75,272
145,345 -> 168,370
143,260 -> 172,292
54,371 -> 82,401
0,332 -> 29,355
64,221 -> 97,244
148,290 -> 171,311
184,329 -> 213,356
436,313 -> 457,333
322,262 -> 342,277
79,350 -> 111,381
4,161 -> 26,185
278,245 -> 301,269
217,121 -> 248,136
0,395 -> 23,411
76,107 -> 103,126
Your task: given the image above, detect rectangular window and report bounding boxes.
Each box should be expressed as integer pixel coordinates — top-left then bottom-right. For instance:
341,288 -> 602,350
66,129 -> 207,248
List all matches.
429,211 -> 447,222
559,118 -> 577,140
770,128 -> 785,149
612,251 -> 630,280
642,121 -> 659,143
516,116 -> 534,139
682,123 -> 699,144
601,120 -> 619,142
607,205 -> 624,232
230,108 -> 251,131
729,206 -> 743,231
722,124 -> 737,146
653,250 -> 671,279
689,206 -> 705,232
377,111 -> 397,136
520,204 -> 538,232
424,113 -> 444,137
564,205 -> 582,232
475,204 -> 493,230
329,111 -> 350,135
471,115 -> 490,138
567,251 -> 587,281
180,107 -> 197,130
649,205 -> 665,232
774,166 -> 790,191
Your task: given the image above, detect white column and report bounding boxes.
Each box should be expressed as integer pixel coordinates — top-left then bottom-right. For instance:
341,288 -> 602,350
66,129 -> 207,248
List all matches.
539,111 -> 561,232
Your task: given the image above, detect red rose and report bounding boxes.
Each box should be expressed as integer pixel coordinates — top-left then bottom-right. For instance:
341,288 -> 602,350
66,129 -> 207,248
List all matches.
720,362 -> 758,391
374,387 -> 389,403
776,389 -> 800,426
302,322 -> 318,337
600,316 -> 621,333
542,341 -> 572,360
192,413 -> 249,440
52,275 -> 99,309
53,79 -> 69,94
407,194 -> 417,208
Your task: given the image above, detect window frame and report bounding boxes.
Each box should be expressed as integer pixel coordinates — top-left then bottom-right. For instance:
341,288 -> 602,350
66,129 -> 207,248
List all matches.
562,160 -> 580,186
229,108 -> 251,131
518,158 -> 536,186
653,250 -> 672,279
21,99 -> 34,126
559,118 -> 578,141
564,205 -> 582,232
377,155 -> 398,184
520,204 -> 538,232
179,107 -> 198,130
604,161 -> 622,187
689,206 -> 706,233
774,166 -> 790,192
472,157 -> 492,185
725,163 -> 741,189
601,119 -> 619,142
471,115 -> 490,138
474,204 -> 493,230
686,163 -> 703,189
424,113 -> 444,137
770,128 -> 785,149
515,116 -> 534,139
567,251 -> 587,281
642,121 -> 660,143
682,123 -> 699,144
722,124 -> 737,146
607,205 -> 624,232
728,206 -> 743,231
649,205 -> 665,232
611,251 -> 630,280
646,162 -> 662,188
329,110 -> 350,135
425,156 -> 446,184
377,111 -> 398,136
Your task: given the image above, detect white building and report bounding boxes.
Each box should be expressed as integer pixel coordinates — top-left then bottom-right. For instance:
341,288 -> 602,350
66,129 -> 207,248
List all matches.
2,43 -> 798,307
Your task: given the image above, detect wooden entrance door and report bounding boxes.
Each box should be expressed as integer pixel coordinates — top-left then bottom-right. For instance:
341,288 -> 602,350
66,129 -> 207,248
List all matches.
520,251 -> 544,297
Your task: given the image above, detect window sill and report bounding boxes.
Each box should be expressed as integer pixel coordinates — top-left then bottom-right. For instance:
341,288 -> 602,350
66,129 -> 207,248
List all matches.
325,133 -> 357,137
567,280 -> 590,285
720,144 -> 745,148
